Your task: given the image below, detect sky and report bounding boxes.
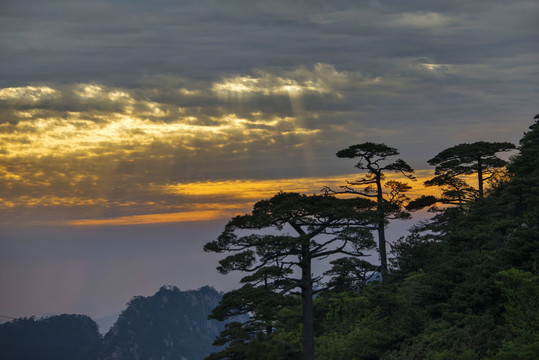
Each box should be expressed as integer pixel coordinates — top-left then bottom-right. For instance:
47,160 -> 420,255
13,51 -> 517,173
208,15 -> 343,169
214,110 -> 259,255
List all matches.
1,0 -> 538,321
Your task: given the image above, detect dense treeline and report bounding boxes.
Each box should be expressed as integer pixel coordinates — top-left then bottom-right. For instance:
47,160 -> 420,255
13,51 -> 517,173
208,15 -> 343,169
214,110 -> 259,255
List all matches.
207,116 -> 539,360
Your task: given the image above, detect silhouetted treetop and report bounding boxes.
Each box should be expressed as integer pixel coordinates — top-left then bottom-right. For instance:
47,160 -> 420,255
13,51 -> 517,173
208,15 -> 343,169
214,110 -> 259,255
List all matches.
336,143 -> 414,177
427,141 -> 515,198
329,142 -> 415,281
508,116 -> 539,179
428,141 -> 515,174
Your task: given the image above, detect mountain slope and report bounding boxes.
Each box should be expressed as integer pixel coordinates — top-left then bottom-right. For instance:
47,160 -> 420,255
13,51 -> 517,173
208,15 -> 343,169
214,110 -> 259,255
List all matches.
99,285 -> 230,360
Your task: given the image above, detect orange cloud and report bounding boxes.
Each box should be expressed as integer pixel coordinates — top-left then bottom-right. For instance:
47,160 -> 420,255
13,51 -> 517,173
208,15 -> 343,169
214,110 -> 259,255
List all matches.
158,170 -> 440,199
64,171 -> 442,226
66,210 -> 230,226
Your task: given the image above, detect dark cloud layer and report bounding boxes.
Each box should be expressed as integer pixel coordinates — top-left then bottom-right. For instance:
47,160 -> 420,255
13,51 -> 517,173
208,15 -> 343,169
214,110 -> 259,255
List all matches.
1,0 -> 537,219
1,0 -> 537,83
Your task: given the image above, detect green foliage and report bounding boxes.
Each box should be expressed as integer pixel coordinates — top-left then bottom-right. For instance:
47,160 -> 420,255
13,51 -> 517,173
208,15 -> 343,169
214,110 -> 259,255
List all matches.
314,292 -> 390,360
488,269 -> 539,360
316,314 -> 388,360
490,333 -> 539,360
405,194 -> 438,211
324,257 -> 377,292
207,282 -> 298,357
207,329 -> 302,360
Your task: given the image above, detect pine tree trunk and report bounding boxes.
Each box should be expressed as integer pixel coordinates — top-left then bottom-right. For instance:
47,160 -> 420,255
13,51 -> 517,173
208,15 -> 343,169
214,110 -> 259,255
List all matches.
376,174 -> 388,282
301,246 -> 315,360
378,222 -> 388,282
477,157 -> 484,198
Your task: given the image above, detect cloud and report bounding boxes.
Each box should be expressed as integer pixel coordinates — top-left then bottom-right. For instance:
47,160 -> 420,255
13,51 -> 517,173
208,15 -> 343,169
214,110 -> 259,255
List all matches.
66,210 -> 232,226
1,0 -> 537,228
0,86 -> 60,103
54,171 -> 439,227
0,53 -> 536,227
212,63 -> 379,99
0,67 -> 343,225
0,64 -> 374,171
1,0 -> 535,85
389,12 -> 455,29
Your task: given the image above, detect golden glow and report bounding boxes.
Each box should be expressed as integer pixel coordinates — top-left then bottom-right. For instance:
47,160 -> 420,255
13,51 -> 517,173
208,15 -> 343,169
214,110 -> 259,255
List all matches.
211,64 -> 358,99
0,111 -> 313,160
178,88 -> 200,96
1,66 -> 355,163
0,81 -> 328,227
0,194 -> 109,209
0,73 -> 445,228
66,210 -> 231,226
57,171 -> 440,226
0,82 -> 316,160
74,84 -> 103,98
0,86 -> 58,101
0,166 -> 443,226
213,75 -> 327,97
158,170 -> 439,200
213,76 -> 257,93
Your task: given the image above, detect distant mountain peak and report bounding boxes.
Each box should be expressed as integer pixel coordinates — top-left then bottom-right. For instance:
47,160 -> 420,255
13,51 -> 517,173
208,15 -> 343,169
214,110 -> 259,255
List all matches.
99,286 -> 227,360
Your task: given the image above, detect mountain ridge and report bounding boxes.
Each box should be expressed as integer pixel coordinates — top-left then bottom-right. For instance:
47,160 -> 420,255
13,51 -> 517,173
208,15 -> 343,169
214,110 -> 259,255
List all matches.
0,286 -> 232,360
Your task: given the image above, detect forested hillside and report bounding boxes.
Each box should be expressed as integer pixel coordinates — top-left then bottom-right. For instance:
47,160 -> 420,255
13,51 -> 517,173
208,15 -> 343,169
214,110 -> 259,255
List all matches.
206,117 -> 539,360
309,119 -> 539,359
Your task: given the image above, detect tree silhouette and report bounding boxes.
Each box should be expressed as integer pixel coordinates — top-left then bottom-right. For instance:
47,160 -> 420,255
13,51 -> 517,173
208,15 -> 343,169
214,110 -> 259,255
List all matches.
407,174 -> 477,211
408,141 -> 515,212
325,142 -> 415,281
507,115 -> 539,179
204,192 -> 377,360
428,141 -> 515,199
